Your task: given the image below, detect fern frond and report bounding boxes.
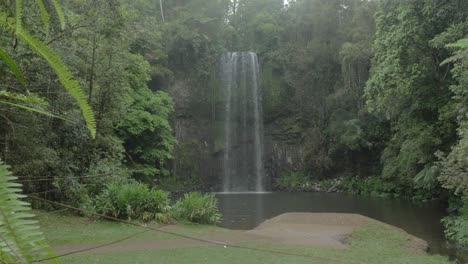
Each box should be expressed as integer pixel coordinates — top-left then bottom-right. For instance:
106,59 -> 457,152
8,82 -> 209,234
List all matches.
15,0 -> 22,31
0,91 -> 44,105
15,28 -> 96,138
0,161 -> 57,263
0,99 -> 72,122
0,10 -> 8,27
441,38 -> 468,65
33,0 -> 50,36
447,38 -> 468,48
0,47 -> 26,86
50,0 -> 65,30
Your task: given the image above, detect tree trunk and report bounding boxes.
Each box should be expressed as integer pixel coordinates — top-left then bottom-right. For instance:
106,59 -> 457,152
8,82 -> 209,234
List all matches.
88,35 -> 97,103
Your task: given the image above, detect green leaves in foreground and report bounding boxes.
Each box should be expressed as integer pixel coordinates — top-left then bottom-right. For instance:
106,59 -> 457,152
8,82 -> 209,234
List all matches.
14,27 -> 96,138
0,47 -> 26,86
0,162 -> 57,263
174,192 -> 222,224
441,38 -> 468,66
0,4 -> 96,138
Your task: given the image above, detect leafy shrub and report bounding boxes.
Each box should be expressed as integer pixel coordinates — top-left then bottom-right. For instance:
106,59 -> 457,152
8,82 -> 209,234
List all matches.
276,171 -> 311,191
62,159 -> 130,209
340,177 -> 405,197
174,192 -> 222,224
442,197 -> 468,247
442,216 -> 468,247
93,181 -> 172,223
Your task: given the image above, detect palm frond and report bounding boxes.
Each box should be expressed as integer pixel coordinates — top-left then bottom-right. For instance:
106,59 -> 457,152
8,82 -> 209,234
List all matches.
33,0 -> 50,36
0,47 -> 26,86
0,161 -> 58,263
15,27 -> 96,138
50,0 -> 65,30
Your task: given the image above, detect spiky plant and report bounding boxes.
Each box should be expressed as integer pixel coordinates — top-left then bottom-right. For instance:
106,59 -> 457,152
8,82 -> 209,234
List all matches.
0,0 -> 96,138
0,161 -> 58,263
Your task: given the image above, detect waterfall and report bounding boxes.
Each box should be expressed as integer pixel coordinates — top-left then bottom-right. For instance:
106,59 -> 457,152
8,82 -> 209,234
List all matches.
220,52 -> 265,192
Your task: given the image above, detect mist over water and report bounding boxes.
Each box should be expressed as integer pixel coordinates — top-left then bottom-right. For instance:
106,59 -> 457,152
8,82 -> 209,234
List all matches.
220,52 -> 265,192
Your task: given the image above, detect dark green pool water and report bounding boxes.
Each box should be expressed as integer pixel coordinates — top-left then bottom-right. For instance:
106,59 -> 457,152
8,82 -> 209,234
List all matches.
216,192 -> 468,263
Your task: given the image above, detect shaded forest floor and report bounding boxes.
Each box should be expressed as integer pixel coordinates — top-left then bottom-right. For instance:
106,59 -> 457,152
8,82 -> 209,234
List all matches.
36,211 -> 453,264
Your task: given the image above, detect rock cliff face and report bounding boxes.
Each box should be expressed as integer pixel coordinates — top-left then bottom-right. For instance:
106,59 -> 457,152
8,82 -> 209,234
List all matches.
168,80 -> 220,191
169,78 -> 305,191
264,124 -> 306,187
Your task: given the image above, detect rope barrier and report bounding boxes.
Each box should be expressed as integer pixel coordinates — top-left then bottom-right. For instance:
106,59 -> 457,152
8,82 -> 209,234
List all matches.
26,189 -> 60,196
15,174 -> 114,183
47,208 -> 68,214
28,195 -> 368,264
15,169 -> 148,182
33,230 -> 151,262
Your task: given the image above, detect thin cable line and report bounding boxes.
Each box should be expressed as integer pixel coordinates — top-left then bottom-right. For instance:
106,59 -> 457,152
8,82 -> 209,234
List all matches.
27,189 -> 60,196
28,195 -> 368,264
15,174 -> 115,183
33,229 -> 151,262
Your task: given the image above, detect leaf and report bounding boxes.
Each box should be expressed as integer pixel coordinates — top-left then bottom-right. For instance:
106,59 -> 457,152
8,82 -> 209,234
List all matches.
0,161 -> 58,262
447,38 -> 468,49
34,0 -> 51,36
0,47 -> 26,86
50,0 -> 66,30
440,53 -> 464,66
15,27 -> 96,138
0,91 -> 44,105
0,99 -> 72,123
15,0 -> 23,32
441,41 -> 468,65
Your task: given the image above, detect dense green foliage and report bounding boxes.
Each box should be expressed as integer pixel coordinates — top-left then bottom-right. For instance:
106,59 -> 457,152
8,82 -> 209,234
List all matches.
91,181 -> 172,223
0,162 -> 55,263
442,196 -> 468,247
174,192 -> 222,225
0,0 -> 96,138
438,37 -> 468,247
275,171 -> 311,191
225,0 -> 468,246
80,181 -> 222,225
1,0 -> 468,251
0,0 -> 176,193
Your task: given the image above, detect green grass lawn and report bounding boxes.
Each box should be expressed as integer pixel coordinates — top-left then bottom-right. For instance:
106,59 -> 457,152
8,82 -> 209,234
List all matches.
36,211 -> 453,264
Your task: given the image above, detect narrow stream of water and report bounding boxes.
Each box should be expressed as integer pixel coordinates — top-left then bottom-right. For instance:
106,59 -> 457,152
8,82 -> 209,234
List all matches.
216,192 -> 468,263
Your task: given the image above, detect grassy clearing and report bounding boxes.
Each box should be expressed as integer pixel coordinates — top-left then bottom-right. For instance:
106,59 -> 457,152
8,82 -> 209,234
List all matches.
36,211 -> 453,264
36,211 -> 229,246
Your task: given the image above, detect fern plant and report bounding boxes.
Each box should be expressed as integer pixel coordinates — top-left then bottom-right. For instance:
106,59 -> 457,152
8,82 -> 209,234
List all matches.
0,161 -> 57,263
0,0 -> 96,138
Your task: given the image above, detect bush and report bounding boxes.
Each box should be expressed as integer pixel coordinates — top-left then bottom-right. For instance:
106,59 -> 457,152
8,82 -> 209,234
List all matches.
174,192 -> 222,224
442,216 -> 468,247
93,181 -> 172,223
442,197 -> 468,247
276,171 -> 311,191
340,177 -> 405,197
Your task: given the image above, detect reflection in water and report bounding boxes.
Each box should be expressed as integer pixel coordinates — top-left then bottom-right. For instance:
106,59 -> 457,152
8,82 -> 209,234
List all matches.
216,192 -> 468,263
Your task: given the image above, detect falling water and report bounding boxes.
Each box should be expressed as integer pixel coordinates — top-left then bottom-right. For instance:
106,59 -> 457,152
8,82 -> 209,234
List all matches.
220,52 -> 265,192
